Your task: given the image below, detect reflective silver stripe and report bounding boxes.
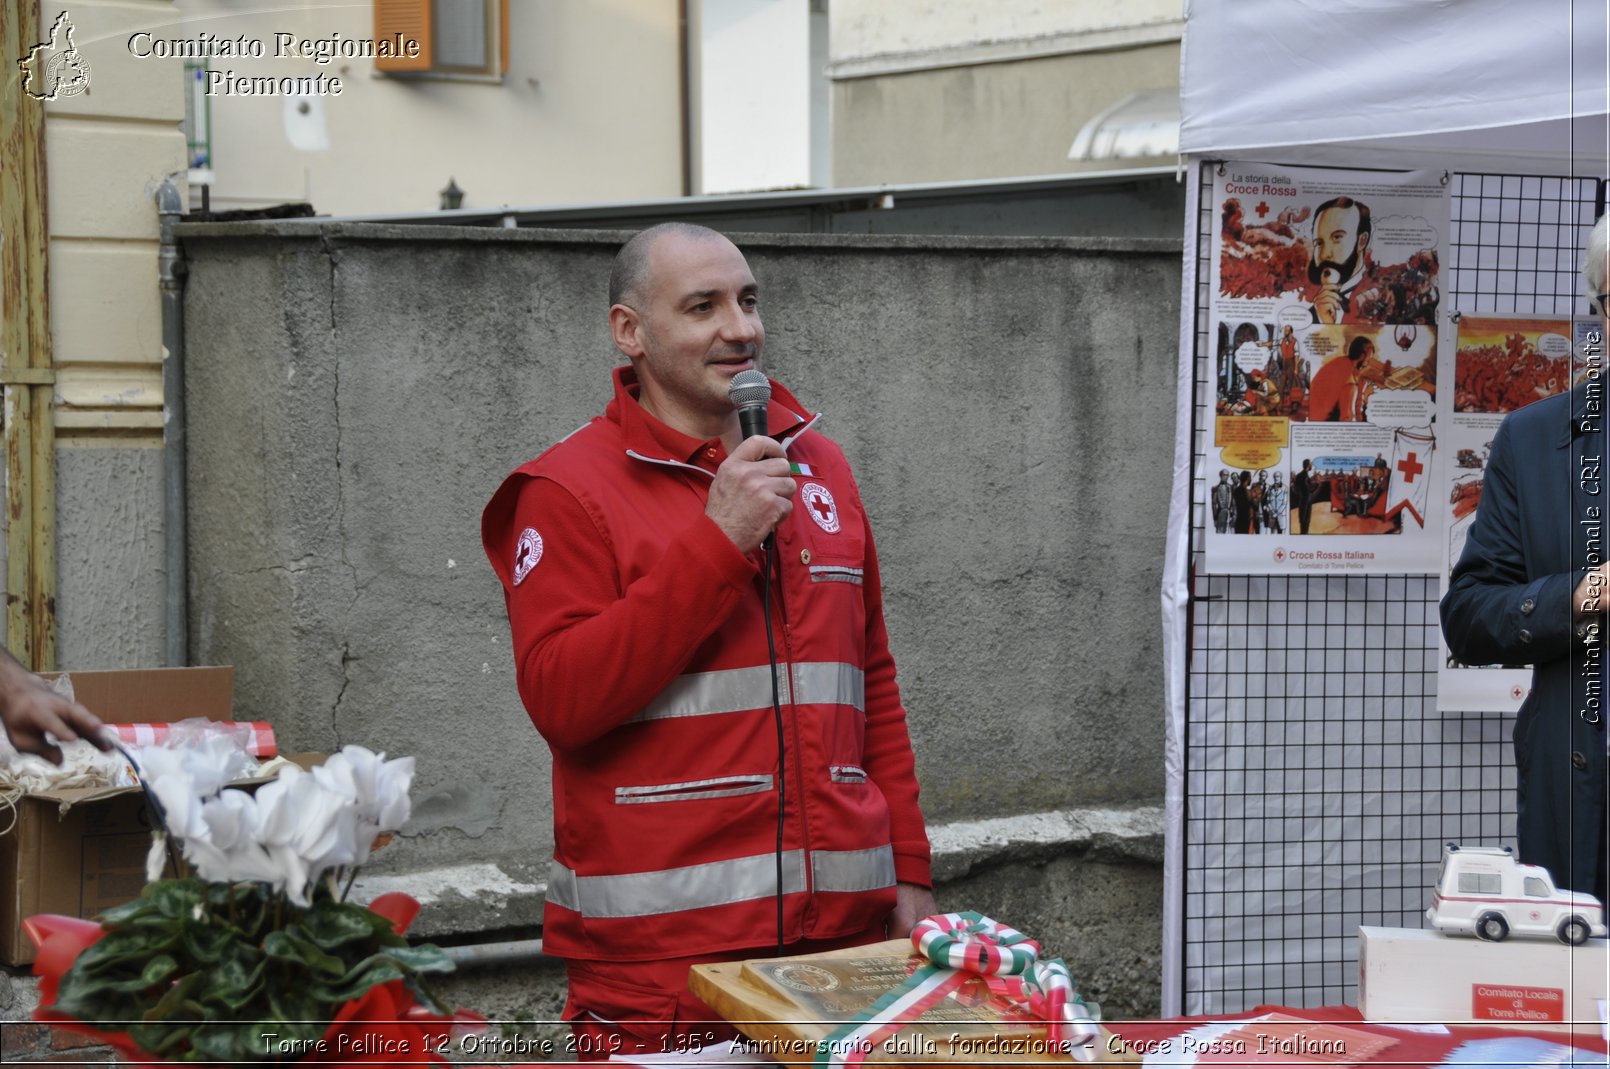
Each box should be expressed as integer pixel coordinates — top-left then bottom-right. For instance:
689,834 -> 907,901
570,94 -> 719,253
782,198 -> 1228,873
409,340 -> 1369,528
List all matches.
812,845 -> 897,894
810,565 -> 864,585
792,661 -> 865,713
635,664 -> 784,722
615,773 -> 774,804
632,661 -> 865,723
547,850 -> 807,918
829,765 -> 868,783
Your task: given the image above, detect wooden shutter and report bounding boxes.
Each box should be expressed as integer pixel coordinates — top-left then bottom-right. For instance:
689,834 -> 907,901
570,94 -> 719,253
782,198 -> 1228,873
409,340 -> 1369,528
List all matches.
374,0 -> 433,72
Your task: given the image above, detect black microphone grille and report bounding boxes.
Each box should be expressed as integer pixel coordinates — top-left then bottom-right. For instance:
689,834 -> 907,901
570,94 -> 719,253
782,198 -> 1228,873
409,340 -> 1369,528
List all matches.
728,368 -> 771,409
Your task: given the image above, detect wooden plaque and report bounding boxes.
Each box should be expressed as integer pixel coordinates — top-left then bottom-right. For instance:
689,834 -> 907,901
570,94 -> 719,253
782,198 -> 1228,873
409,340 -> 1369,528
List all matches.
689,939 -> 1136,1067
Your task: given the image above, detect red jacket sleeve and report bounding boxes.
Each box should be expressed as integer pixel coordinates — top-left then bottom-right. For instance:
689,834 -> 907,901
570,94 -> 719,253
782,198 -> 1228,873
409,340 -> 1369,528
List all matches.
852,487 -> 932,888
484,473 -> 758,752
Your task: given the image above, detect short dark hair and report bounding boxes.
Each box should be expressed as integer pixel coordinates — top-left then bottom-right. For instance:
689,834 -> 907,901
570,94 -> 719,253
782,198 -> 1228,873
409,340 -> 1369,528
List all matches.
1347,335 -> 1375,361
608,222 -> 729,308
1314,196 -> 1372,241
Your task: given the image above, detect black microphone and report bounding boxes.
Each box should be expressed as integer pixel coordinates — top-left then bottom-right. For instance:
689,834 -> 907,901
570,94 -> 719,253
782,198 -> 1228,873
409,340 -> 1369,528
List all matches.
728,368 -> 771,441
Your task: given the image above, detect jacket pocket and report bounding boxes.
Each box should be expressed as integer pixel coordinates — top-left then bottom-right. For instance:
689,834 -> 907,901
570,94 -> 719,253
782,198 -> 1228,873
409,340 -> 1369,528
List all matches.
615,773 -> 774,805
829,764 -> 868,784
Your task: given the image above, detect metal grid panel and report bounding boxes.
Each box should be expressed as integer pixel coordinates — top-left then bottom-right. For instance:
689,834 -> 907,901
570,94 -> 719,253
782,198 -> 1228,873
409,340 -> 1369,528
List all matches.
1182,163 -> 1601,1015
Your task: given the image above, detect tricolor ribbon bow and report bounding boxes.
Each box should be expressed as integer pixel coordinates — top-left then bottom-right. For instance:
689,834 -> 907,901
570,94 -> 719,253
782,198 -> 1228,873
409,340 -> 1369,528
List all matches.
911,912 -> 1102,1061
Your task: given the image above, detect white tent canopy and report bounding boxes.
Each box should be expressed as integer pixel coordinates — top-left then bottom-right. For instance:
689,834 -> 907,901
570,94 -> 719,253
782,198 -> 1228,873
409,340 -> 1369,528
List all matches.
1162,0 -> 1610,1016
1180,0 -> 1610,175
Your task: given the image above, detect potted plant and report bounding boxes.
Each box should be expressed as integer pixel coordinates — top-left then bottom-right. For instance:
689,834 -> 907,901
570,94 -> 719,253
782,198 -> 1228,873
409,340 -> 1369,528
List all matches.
28,743 -> 480,1064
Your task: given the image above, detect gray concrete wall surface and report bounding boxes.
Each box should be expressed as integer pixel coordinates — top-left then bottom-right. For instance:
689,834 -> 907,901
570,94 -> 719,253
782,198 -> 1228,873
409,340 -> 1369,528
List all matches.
0,446 -> 166,672
55,445 -> 168,669
178,223 -> 1179,1013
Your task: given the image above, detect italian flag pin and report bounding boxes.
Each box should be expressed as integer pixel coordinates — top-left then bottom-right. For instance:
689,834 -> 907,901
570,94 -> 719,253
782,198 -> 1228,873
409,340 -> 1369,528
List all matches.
790,462 -> 814,476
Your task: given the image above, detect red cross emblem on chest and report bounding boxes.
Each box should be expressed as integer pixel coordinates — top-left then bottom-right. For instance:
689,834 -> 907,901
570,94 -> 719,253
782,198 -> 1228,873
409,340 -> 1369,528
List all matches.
801,481 -> 841,534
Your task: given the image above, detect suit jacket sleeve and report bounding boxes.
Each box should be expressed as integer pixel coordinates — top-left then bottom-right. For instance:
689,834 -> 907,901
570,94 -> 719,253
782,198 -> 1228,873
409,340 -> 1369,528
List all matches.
1441,418 -> 1581,667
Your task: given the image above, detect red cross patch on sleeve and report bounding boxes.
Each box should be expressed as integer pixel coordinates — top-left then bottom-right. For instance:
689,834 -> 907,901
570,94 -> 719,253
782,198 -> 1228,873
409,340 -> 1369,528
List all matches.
513,526 -> 544,586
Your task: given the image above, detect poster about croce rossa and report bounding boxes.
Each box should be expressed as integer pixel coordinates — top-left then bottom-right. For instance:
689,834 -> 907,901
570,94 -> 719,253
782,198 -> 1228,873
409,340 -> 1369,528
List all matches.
1204,163 -> 1448,575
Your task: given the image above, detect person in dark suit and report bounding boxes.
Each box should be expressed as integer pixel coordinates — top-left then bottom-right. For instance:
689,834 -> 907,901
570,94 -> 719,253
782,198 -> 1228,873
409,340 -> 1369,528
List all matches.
1292,459 -> 1316,534
1232,471 -> 1254,534
1441,213 -> 1610,900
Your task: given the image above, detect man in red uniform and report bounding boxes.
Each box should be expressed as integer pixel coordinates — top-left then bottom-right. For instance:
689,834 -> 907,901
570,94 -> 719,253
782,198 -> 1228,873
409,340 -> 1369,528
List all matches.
482,223 -> 934,1054
1308,336 -> 1378,422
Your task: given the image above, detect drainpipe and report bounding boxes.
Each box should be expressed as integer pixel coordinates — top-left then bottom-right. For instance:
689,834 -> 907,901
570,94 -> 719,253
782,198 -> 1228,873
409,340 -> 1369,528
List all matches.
440,938 -> 545,967
157,180 -> 188,667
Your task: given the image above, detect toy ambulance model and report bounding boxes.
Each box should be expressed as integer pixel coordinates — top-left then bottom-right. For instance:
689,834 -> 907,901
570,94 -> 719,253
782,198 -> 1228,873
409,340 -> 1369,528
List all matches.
1426,844 -> 1606,945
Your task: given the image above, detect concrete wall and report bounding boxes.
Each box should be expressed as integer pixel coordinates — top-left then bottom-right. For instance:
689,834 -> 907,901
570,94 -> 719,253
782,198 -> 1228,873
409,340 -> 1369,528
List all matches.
179,223 -> 1179,1013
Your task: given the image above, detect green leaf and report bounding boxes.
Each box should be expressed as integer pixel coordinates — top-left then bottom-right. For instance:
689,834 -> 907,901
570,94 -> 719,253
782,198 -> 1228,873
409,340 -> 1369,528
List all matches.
57,953 -> 178,997
401,973 -> 450,1017
372,944 -> 454,975
180,923 -> 237,965
309,958 -> 407,1005
262,929 -> 348,976
303,900 -> 391,947
203,955 -> 267,1013
143,972 -> 204,1022
73,927 -> 179,969
125,1020 -> 192,1059
187,1022 -> 263,1064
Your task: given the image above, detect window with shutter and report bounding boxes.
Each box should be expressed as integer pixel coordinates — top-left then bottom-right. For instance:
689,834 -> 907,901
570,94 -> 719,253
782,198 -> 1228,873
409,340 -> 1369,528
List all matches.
374,0 -> 508,78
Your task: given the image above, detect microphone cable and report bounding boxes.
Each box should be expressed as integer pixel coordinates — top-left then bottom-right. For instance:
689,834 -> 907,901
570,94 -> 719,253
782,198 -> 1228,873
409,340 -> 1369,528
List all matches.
760,538 -> 787,957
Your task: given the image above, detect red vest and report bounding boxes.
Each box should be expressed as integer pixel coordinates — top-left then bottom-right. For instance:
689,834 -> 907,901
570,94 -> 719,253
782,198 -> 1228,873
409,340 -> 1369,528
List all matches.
482,369 -> 929,962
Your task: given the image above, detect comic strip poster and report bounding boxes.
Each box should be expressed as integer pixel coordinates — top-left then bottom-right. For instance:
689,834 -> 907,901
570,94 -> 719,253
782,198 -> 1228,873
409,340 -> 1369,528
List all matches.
1203,163 -> 1448,574
1434,316 -> 1593,711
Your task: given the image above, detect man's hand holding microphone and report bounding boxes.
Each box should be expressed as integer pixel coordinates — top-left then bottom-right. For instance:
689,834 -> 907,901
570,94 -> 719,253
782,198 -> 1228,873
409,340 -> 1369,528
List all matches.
706,369 -> 794,554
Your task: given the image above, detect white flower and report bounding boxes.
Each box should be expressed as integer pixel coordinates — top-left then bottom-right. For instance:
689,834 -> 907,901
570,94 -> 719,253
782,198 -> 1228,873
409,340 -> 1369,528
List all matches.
183,835 -> 285,888
252,764 -> 362,904
289,774 -> 360,884
201,789 -> 258,850
131,737 -> 418,905
145,832 -> 169,883
316,746 -> 413,865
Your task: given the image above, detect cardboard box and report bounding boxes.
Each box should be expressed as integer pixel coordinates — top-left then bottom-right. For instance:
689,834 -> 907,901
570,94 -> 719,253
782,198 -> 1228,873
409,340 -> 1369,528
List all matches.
0,666 -> 235,965
1359,925 -> 1608,1031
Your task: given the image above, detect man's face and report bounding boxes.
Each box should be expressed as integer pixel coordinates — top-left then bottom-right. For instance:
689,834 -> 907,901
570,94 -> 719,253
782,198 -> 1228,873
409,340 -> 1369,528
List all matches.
1310,204 -> 1366,282
612,232 -> 764,436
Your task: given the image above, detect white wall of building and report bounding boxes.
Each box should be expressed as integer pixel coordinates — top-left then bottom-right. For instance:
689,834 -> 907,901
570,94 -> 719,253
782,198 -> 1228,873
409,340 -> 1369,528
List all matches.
696,0 -> 813,194
42,0 -> 187,434
169,0 -> 684,215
